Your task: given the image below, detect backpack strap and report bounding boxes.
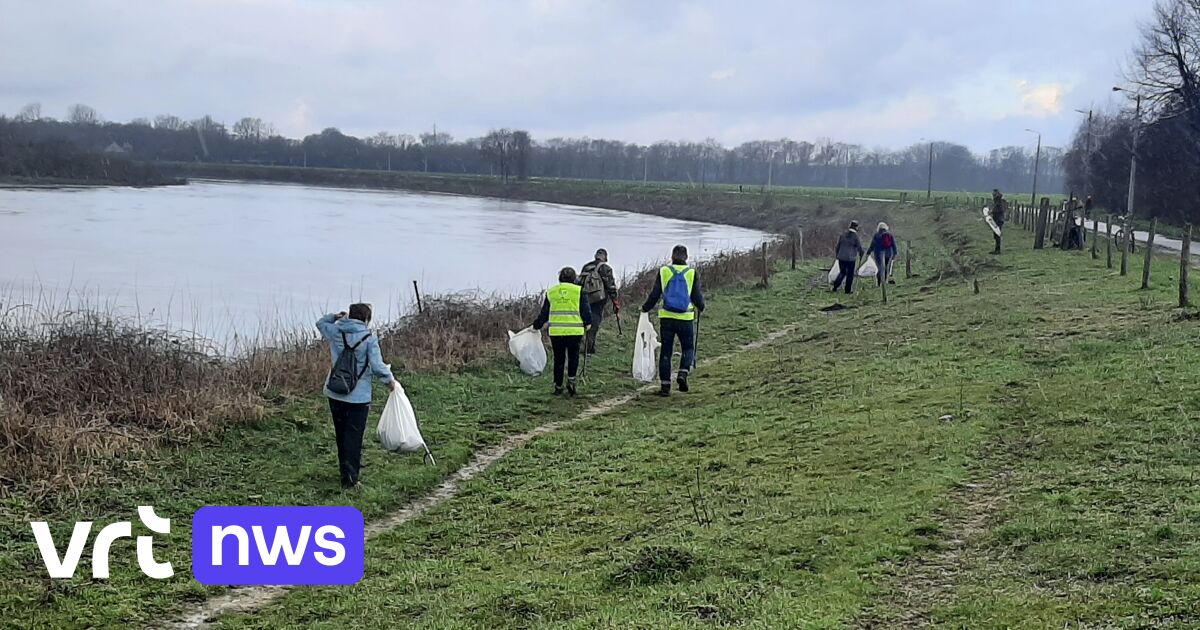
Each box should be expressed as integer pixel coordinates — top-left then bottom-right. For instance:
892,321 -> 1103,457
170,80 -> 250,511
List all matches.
339,331 -> 372,380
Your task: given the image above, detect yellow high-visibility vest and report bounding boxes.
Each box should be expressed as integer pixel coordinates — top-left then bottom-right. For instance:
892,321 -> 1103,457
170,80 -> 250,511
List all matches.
658,265 -> 696,321
547,282 -> 585,336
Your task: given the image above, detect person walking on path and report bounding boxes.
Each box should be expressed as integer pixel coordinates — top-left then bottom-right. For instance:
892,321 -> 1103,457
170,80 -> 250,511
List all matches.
641,244 -> 706,397
578,248 -> 620,355
533,267 -> 593,397
991,189 -> 1007,254
865,222 -> 899,286
317,303 -> 399,490
831,221 -> 865,294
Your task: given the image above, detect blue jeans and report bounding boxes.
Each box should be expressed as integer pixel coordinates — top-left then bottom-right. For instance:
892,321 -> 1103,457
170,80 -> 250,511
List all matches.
659,318 -> 695,384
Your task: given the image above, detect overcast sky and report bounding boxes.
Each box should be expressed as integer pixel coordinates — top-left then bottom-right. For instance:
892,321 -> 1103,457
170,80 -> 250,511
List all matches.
0,0 -> 1156,152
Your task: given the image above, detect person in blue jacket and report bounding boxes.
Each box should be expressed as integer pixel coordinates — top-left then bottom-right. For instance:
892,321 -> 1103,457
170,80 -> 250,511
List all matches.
317,303 -> 398,490
865,222 -> 899,286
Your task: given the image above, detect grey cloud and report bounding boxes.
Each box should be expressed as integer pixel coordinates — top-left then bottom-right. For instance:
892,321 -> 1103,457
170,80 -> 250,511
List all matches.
0,0 -> 1156,150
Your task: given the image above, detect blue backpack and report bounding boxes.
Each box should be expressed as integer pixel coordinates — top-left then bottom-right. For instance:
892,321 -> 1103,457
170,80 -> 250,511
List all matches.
663,266 -> 692,313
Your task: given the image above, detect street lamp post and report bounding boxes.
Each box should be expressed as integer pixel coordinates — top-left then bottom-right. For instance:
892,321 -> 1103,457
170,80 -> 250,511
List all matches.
767,149 -> 776,190
1113,87 -> 1143,276
1025,129 -> 1041,206
1074,108 -> 1093,192
926,142 -> 934,201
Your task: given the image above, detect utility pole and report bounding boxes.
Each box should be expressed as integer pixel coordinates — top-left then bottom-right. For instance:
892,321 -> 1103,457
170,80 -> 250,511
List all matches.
1113,87 -> 1142,261
767,150 -> 775,189
926,142 -> 933,201
1125,95 -> 1142,225
643,154 -> 648,182
1026,129 -> 1041,206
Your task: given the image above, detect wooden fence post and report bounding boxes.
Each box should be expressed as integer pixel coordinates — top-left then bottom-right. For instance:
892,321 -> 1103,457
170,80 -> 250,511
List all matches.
798,229 -> 804,263
1106,217 -> 1114,269
790,234 -> 797,270
905,240 -> 913,279
1141,217 -> 1157,289
1181,224 -> 1192,308
413,280 -> 424,314
1120,217 -> 1130,276
1034,198 -> 1050,249
1091,215 -> 1098,259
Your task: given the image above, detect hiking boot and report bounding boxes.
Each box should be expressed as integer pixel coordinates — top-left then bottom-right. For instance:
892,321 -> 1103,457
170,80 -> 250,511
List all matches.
567,380 -> 577,397
676,371 -> 690,393
656,384 -> 671,397
553,386 -> 564,396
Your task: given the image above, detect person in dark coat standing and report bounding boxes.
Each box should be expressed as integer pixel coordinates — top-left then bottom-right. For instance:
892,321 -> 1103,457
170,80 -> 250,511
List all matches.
991,189 -> 1007,254
831,221 -> 865,294
578,248 -> 619,355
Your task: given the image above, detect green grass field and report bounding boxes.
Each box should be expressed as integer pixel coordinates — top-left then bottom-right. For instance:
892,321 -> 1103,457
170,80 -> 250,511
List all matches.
4,200 -> 1199,628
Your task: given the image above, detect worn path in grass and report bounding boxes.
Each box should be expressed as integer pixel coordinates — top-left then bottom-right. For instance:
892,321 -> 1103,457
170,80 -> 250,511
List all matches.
1,228 -> 830,628
164,326 -> 803,629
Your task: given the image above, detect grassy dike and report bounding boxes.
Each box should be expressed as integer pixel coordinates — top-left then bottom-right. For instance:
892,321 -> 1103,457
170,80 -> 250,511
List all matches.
219,210 -> 1200,629
6,199 -> 1200,628
0,238 -> 832,626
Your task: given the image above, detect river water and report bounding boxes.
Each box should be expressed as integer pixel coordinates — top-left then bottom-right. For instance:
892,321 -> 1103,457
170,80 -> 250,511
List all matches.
0,180 -> 765,347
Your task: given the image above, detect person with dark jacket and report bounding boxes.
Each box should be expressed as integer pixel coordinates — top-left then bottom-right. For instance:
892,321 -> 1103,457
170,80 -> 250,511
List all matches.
533,267 -> 593,396
991,189 -> 1007,254
642,244 -> 705,397
832,221 -> 865,294
865,222 -> 899,285
579,248 -> 619,355
317,303 -> 399,490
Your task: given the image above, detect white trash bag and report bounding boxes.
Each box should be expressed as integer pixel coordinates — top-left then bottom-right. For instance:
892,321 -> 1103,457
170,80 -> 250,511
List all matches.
378,383 -> 435,465
632,312 -> 660,383
857,257 -> 879,277
507,326 -> 547,376
827,259 -> 841,284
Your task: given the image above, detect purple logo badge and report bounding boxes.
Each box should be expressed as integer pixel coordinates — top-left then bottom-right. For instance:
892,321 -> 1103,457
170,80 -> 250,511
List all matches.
191,506 -> 364,585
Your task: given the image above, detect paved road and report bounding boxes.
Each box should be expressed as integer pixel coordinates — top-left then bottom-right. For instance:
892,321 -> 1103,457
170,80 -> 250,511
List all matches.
1073,217 -> 1196,263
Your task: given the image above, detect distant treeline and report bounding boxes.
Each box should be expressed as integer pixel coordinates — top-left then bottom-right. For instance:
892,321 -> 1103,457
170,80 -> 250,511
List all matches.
3,104 -> 1064,194
0,119 -> 175,186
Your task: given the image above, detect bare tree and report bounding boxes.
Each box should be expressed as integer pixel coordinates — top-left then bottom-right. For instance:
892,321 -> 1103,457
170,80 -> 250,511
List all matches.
154,114 -> 186,131
17,102 -> 41,122
370,131 -> 397,147
233,117 -> 266,141
1129,0 -> 1200,137
67,104 -> 100,125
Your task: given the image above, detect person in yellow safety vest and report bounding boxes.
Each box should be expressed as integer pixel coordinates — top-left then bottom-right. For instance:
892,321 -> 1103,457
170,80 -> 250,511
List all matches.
532,266 -> 593,396
640,244 -> 706,397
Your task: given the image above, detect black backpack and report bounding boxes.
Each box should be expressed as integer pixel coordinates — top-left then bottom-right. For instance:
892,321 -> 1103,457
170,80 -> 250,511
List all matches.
326,331 -> 371,396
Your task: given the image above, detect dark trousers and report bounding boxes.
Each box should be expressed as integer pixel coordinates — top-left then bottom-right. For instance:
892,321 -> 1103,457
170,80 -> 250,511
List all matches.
550,335 -> 581,387
328,398 -> 369,487
659,318 -> 696,384
832,260 -> 856,294
994,221 -> 1005,253
585,299 -> 606,353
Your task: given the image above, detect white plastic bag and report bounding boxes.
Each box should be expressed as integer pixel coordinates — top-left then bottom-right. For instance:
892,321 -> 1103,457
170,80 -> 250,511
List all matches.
378,383 -> 435,464
632,312 -> 660,383
827,259 -> 841,284
857,257 -> 879,277
507,327 -> 547,376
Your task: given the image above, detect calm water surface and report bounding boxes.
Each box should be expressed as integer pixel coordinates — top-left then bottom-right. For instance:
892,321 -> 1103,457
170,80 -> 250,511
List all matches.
0,181 -> 766,346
